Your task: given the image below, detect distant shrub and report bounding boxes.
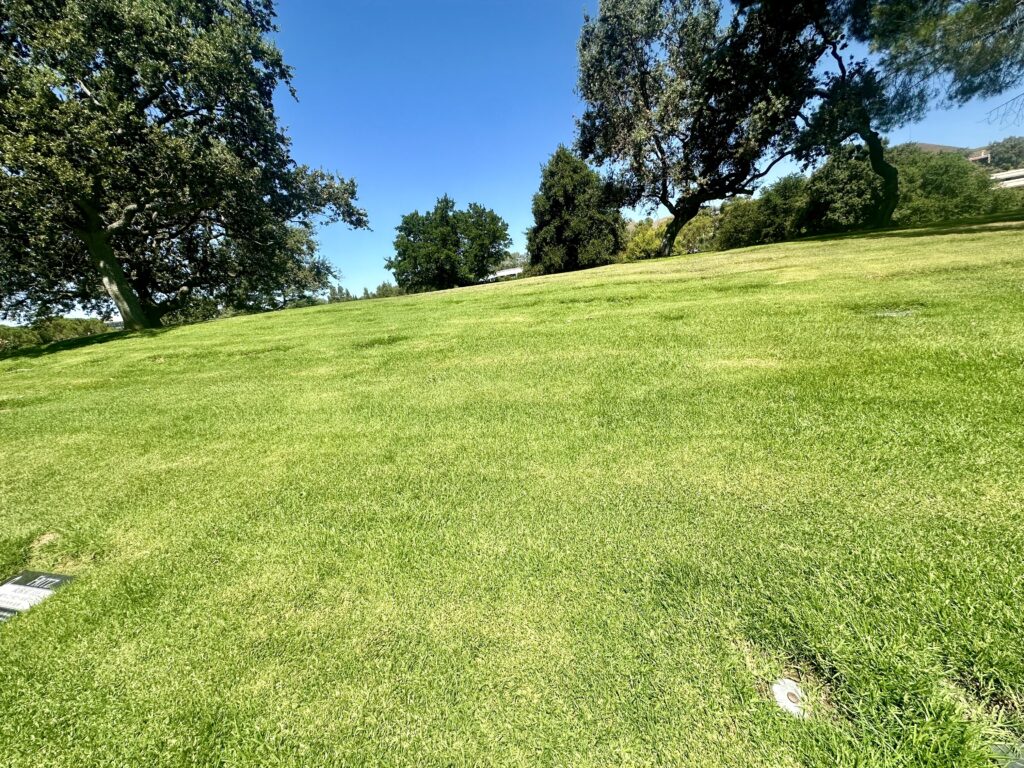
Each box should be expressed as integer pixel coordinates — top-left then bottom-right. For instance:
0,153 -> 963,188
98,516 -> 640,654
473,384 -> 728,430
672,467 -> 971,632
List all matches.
0,317 -> 109,354
623,211 -> 717,260
676,210 -> 718,254
0,326 -> 41,353
162,298 -> 223,325
363,281 -> 404,299
803,144 -> 884,234
712,143 -> 1023,252
623,218 -> 664,261
757,174 -> 810,241
32,317 -> 108,343
988,136 -> 1024,171
992,186 -> 1024,212
714,198 -> 769,250
802,143 -> 1012,234
284,296 -> 324,309
889,145 -> 1003,226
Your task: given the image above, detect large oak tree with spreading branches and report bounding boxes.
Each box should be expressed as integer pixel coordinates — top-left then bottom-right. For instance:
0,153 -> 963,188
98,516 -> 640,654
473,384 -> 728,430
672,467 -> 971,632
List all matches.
576,0 -> 824,257
0,0 -> 367,329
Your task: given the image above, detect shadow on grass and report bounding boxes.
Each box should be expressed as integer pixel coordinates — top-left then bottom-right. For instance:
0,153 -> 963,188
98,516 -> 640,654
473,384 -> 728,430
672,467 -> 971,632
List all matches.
862,219 -> 1024,240
0,327 -> 173,361
803,211 -> 1024,244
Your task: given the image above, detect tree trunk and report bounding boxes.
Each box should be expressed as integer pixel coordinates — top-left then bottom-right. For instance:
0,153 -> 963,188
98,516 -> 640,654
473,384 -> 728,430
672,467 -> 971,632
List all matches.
75,208 -> 159,330
858,125 -> 899,228
659,200 -> 702,258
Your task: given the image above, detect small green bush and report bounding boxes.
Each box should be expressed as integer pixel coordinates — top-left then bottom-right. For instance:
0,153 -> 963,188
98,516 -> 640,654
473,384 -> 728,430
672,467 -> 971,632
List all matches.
0,326 -> 42,353
623,211 -> 718,261
622,218 -> 664,261
889,145 -> 1001,226
676,210 -> 718,254
0,317 -> 109,354
714,198 -> 769,250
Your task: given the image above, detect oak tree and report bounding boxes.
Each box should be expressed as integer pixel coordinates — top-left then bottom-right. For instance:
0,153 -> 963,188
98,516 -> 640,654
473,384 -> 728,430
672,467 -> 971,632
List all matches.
576,0 -> 822,256
387,196 -> 510,293
0,0 -> 367,329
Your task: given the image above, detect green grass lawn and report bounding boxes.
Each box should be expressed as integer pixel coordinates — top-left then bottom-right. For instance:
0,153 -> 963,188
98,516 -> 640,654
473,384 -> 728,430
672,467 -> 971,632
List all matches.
2,219 -> 1023,766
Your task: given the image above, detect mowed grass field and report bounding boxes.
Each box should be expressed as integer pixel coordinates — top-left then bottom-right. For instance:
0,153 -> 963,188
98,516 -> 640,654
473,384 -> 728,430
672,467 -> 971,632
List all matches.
2,219 -> 1023,767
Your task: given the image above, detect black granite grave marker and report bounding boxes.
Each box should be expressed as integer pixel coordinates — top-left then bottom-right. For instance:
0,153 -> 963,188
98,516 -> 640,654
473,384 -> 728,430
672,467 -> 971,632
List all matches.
0,570 -> 73,622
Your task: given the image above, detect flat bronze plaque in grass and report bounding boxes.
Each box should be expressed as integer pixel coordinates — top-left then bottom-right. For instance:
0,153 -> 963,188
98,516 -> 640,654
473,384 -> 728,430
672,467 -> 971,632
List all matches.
0,571 -> 73,622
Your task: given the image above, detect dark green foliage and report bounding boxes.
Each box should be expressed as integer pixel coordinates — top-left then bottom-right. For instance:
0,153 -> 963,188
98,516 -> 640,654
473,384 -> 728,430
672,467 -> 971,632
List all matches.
328,282 -> 403,303
799,143 -> 1009,233
0,0 -> 367,329
0,317 -> 109,354
0,326 -> 43,354
770,1 -> 925,229
865,0 -> 1024,105
526,147 -> 625,274
387,197 -> 510,293
714,199 -> 769,251
160,299 -> 227,326
716,143 -> 1023,250
577,0 -> 823,255
459,204 -> 513,283
389,197 -> 462,293
714,175 -> 810,250
328,286 -> 357,303
804,145 -> 887,233
785,0 -> 1024,225
757,175 -> 811,242
888,145 -> 1004,226
988,136 -> 1024,170
361,282 -> 404,300
32,317 -> 109,344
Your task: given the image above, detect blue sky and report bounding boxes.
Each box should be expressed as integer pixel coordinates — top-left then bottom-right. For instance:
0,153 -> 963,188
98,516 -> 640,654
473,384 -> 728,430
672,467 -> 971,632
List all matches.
272,1 -> 1023,295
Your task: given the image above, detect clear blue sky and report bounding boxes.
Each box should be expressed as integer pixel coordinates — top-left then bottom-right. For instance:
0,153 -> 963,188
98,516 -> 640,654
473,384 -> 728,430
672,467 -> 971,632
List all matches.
272,1 -> 1023,295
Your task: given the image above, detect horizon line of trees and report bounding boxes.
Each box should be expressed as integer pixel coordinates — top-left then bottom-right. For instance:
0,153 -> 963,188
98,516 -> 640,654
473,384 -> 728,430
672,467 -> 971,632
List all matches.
4,0 -> 1024,331
573,0 -> 1024,257
392,0 -> 1024,289
519,137 -> 1024,276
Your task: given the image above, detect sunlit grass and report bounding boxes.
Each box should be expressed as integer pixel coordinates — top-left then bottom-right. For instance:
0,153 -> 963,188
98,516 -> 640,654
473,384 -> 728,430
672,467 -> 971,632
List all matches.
2,218 -> 1023,766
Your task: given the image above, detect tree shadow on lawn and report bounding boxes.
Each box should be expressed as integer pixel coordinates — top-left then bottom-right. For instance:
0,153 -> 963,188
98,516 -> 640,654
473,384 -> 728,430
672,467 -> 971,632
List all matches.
806,212 -> 1024,243
0,327 -> 173,361
864,219 -> 1024,240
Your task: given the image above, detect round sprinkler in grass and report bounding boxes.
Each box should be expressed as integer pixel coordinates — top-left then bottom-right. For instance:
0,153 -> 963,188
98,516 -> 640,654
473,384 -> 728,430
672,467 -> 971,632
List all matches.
771,677 -> 808,718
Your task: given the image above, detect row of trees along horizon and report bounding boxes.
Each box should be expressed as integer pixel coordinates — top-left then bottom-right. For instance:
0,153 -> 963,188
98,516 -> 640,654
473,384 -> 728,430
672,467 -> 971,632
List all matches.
2,0 -> 1024,335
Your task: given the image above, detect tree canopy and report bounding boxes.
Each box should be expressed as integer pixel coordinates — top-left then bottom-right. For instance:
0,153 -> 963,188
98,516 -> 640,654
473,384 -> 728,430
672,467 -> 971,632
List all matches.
863,0 -> 1024,107
526,146 -> 626,274
386,197 -> 511,293
0,0 -> 367,329
712,141 -> 1023,250
576,0 -> 824,256
988,135 -> 1024,169
785,0 -> 1024,224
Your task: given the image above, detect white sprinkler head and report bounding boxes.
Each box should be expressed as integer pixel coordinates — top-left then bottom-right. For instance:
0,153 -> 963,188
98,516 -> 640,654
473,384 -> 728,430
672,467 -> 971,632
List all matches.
771,677 -> 809,718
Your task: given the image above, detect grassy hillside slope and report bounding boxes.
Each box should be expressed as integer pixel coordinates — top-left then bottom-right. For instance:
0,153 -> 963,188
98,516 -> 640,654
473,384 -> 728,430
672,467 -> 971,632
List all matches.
2,220 -> 1023,767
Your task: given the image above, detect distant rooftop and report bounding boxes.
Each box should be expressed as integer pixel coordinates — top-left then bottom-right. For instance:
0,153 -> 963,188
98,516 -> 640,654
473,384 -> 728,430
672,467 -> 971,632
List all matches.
481,267 -> 524,283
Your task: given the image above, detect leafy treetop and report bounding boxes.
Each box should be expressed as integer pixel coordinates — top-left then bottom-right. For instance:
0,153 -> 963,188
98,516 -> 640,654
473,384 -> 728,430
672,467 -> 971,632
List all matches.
576,0 -> 824,255
0,0 -> 367,329
386,196 -> 511,293
526,146 -> 626,274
